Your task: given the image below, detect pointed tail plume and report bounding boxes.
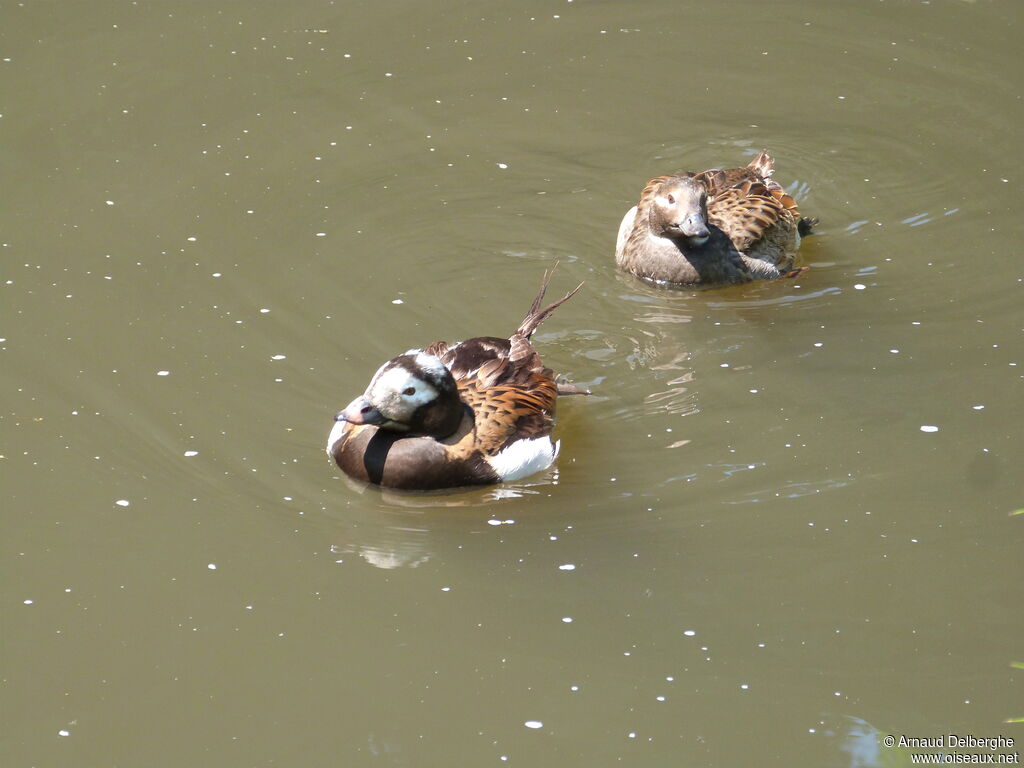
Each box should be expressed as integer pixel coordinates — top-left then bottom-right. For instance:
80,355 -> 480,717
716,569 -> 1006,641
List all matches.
516,263 -> 584,340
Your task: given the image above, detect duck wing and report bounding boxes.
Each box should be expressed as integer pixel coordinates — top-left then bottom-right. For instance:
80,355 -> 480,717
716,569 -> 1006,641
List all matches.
704,178 -> 794,252
453,267 -> 584,456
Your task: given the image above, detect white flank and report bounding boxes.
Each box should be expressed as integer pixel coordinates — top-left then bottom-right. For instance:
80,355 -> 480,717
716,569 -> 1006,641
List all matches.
486,438 -> 559,482
326,419 -> 347,454
614,206 -> 638,259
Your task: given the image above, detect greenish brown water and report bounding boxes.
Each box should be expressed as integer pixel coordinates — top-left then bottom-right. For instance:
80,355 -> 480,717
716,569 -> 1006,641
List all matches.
3,1 -> 1022,766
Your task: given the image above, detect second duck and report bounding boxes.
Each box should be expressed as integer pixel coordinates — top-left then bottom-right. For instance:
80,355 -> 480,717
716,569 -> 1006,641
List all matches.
615,150 -> 817,286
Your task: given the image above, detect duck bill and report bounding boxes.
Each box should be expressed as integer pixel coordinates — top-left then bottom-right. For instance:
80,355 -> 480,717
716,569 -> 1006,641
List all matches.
680,212 -> 710,241
338,396 -> 385,426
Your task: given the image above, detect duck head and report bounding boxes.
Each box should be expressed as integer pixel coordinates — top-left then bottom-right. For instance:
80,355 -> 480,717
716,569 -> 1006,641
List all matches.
648,176 -> 710,247
337,351 -> 464,438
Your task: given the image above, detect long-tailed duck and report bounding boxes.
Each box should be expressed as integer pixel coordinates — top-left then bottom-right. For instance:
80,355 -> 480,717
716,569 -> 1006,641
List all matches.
327,269 -> 585,490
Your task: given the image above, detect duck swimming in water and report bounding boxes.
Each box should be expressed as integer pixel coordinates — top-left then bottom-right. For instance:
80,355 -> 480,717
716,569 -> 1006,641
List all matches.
327,269 -> 584,490
615,150 -> 817,285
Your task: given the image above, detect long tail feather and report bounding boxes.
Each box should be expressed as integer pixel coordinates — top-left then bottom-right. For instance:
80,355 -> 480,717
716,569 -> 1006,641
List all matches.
516,264 -> 584,340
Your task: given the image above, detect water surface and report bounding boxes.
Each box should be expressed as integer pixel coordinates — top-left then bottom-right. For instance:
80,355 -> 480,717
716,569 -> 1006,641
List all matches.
3,1 -> 1022,766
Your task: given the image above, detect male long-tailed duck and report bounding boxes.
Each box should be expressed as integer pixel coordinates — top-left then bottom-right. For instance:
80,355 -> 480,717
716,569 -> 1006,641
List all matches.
615,150 -> 817,285
327,269 -> 584,490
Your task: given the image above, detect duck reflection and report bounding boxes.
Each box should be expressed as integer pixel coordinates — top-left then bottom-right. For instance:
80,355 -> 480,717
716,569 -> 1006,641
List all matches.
324,469 -> 559,570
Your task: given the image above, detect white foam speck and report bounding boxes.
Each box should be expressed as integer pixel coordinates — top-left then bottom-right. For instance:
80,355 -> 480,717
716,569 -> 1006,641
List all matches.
157,370 -> 170,376
259,308 -> 270,313
315,232 -> 326,237
207,563 -> 217,570
920,425 -> 939,433
558,563 -> 575,571
271,354 -> 286,360
392,299 -> 403,304
105,200 -> 115,206
561,617 -> 573,623
853,283 -> 866,290
187,236 -> 197,242
972,405 -> 984,410
524,720 -> 543,729
184,450 -> 198,457
683,629 -> 696,637
58,729 -> 70,737
497,162 -> 508,169
740,683 -> 750,690
23,599 -> 33,605
115,499 -> 130,507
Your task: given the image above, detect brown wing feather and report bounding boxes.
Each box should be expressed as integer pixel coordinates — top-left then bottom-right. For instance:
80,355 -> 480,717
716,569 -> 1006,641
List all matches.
696,166 -> 759,195
441,268 -> 580,463
475,356 -> 510,388
697,151 -> 804,238
707,182 -> 788,252
768,184 -> 802,218
453,376 -> 557,457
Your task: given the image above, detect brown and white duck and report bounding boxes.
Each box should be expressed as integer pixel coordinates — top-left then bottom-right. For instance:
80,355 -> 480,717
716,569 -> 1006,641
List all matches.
326,269 -> 585,490
615,150 -> 817,285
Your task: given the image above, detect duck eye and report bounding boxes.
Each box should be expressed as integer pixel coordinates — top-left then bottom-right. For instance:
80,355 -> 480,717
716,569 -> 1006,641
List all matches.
402,387 -> 416,396
666,193 -> 676,205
